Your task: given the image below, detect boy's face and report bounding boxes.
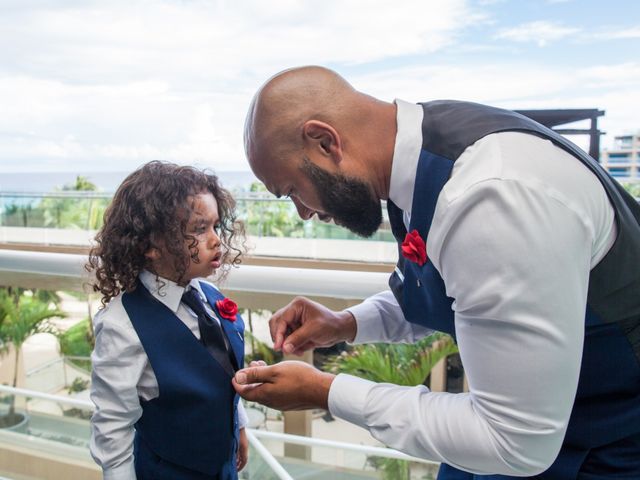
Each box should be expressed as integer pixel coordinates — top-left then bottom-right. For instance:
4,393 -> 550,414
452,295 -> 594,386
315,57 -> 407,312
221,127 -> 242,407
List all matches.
148,191 -> 223,285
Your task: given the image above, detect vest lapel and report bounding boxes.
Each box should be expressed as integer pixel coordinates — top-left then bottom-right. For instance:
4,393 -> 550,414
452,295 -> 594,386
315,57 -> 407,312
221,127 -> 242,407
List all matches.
199,282 -> 245,371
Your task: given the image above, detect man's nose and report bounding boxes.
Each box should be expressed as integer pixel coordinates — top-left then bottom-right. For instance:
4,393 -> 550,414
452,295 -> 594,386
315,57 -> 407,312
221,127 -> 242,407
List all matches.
292,197 -> 315,220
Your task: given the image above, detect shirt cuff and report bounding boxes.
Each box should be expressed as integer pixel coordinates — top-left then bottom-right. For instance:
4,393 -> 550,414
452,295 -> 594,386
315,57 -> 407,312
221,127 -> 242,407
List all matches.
103,459 -> 136,480
346,301 -> 383,344
328,373 -> 376,428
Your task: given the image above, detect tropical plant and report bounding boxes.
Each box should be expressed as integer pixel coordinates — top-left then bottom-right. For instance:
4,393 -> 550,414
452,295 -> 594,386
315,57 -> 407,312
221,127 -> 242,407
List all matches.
622,181 -> 640,199
326,332 -> 458,386
68,377 -> 90,394
240,183 -> 305,238
326,332 -> 458,480
58,318 -> 94,371
0,291 -> 63,428
244,329 -> 282,366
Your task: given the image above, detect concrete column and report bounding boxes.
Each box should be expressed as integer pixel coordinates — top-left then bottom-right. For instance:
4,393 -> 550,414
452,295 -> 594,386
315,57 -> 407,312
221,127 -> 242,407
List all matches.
429,357 -> 447,392
282,349 -> 313,460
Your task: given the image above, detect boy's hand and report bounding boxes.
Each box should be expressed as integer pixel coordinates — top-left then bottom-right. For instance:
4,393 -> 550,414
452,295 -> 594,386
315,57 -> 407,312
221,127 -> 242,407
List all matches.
237,427 -> 248,471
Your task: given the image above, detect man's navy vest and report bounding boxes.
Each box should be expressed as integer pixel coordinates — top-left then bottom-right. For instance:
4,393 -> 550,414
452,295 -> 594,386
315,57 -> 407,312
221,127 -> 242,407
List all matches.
388,101 -> 640,479
122,281 -> 245,480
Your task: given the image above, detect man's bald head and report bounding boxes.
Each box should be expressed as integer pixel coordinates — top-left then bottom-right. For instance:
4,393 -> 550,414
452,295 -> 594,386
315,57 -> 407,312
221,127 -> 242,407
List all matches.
244,66 -> 366,165
243,66 -> 397,237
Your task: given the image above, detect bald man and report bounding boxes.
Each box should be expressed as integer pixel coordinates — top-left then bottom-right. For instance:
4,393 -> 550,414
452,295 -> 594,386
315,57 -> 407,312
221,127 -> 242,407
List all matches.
234,66 -> 640,479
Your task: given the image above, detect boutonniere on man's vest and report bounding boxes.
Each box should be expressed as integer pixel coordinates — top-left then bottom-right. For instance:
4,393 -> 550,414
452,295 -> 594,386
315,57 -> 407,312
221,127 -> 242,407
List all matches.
401,229 -> 427,266
215,297 -> 239,322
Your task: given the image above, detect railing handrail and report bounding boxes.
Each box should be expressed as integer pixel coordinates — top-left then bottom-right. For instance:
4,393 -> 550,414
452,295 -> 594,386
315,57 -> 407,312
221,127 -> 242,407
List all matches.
246,430 -> 295,480
0,249 -> 390,299
250,430 -> 438,465
0,384 -> 94,410
0,191 -> 300,202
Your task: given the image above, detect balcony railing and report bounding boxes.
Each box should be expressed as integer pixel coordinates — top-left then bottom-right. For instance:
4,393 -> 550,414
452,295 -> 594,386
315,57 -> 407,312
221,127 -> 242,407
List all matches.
1,360 -> 438,480
0,248 -> 439,479
0,191 -> 395,242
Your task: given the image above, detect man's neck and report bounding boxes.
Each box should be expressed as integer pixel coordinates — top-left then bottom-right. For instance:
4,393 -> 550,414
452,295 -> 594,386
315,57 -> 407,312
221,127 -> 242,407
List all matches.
365,100 -> 397,202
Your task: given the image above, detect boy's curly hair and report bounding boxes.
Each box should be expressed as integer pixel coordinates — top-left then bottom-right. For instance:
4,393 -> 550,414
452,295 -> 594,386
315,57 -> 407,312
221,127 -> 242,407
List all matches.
87,161 -> 245,305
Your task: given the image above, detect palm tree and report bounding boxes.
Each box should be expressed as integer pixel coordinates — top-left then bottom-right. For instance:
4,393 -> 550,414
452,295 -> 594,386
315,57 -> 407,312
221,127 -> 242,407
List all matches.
0,291 -> 63,428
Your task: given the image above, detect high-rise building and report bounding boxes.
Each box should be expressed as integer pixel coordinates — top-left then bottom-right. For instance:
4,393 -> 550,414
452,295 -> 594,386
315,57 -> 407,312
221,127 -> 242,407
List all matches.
601,133 -> 640,179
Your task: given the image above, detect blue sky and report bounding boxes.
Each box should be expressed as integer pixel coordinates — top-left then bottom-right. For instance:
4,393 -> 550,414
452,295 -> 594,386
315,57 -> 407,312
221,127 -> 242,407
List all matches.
0,0 -> 638,173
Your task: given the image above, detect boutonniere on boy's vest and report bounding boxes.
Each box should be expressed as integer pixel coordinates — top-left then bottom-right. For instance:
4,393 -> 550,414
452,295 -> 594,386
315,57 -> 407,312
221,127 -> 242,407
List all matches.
215,297 -> 238,322
401,229 -> 427,266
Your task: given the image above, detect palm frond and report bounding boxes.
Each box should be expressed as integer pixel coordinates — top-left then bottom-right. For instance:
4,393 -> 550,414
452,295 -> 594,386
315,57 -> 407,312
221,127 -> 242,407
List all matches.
326,332 -> 458,387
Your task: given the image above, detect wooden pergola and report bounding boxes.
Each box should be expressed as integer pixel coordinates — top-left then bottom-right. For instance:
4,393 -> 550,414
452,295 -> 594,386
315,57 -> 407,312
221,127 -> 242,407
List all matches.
516,108 -> 605,161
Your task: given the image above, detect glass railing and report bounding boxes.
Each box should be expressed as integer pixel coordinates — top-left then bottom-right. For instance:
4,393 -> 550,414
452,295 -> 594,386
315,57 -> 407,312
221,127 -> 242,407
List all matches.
0,385 -> 438,480
0,191 -> 394,243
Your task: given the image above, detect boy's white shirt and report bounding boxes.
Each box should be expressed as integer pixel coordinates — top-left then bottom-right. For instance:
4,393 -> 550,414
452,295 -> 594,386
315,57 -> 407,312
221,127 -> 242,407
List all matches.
90,270 -> 248,480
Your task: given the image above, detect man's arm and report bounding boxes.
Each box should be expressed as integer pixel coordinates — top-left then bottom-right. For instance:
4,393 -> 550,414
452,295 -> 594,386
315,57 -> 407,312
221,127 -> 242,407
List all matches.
268,291 -> 433,355
328,178 -> 592,476
235,177 -> 595,476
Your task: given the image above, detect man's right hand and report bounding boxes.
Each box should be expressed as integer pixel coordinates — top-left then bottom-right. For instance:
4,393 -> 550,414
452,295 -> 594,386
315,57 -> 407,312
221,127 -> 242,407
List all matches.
269,297 -> 357,355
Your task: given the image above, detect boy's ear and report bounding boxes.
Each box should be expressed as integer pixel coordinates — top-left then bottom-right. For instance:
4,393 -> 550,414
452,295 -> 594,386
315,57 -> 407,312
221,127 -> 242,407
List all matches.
144,247 -> 162,261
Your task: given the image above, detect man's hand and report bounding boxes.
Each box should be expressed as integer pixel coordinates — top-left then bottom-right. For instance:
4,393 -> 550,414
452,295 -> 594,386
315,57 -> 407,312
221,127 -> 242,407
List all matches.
236,427 -> 248,471
270,296 -> 357,355
232,360 -> 335,410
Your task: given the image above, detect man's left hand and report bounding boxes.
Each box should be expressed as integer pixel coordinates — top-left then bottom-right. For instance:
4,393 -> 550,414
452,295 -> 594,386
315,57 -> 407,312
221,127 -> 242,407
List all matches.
233,360 -> 335,410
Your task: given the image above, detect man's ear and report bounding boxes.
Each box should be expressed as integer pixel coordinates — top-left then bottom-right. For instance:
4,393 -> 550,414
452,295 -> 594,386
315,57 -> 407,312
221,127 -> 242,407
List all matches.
302,120 -> 343,165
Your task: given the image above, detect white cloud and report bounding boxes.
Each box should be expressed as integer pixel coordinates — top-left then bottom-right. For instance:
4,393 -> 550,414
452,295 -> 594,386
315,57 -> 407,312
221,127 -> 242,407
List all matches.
495,21 -> 580,47
0,1 -> 637,174
594,26 -> 640,40
0,0 -> 485,172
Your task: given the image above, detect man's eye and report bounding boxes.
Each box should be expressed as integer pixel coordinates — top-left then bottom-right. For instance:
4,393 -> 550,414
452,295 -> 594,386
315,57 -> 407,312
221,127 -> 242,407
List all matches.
213,223 -> 222,233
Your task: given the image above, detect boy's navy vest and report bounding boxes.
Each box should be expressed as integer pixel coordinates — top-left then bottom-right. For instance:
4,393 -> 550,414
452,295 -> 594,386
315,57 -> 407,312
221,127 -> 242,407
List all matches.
122,281 -> 244,480
388,101 -> 640,479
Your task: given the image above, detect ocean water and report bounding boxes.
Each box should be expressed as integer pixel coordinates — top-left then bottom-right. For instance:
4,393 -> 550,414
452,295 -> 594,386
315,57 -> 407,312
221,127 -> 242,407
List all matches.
0,170 -> 259,193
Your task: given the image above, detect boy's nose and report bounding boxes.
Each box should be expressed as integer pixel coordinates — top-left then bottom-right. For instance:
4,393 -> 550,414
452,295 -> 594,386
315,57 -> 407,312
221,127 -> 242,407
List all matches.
208,228 -> 221,248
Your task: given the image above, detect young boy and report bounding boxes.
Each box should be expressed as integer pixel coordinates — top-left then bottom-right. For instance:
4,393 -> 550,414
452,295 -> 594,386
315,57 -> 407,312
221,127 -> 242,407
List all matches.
87,161 -> 248,480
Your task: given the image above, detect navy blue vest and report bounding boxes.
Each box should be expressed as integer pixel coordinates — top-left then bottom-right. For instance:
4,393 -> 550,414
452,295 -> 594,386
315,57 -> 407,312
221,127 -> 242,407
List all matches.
122,280 -> 245,479
388,101 -> 640,479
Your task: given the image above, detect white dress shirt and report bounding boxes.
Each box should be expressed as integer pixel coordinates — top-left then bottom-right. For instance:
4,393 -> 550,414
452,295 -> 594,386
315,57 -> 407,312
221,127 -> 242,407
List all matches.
90,271 -> 248,480
328,100 -> 617,476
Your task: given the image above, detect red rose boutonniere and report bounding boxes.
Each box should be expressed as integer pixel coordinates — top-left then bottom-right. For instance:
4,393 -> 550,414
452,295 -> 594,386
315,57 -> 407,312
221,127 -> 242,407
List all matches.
401,229 -> 427,266
215,297 -> 238,322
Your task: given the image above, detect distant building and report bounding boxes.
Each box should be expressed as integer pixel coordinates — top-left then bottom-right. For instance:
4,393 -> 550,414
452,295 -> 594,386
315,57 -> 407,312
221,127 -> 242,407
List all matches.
602,133 -> 640,179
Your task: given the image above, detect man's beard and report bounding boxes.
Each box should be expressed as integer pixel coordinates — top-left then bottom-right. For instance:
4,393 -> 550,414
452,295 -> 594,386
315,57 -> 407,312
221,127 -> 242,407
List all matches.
301,157 -> 382,238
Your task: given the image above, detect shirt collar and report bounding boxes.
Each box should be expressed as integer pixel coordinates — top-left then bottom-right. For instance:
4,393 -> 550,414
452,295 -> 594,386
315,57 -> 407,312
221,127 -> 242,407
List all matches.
139,270 -> 203,313
388,99 -> 424,213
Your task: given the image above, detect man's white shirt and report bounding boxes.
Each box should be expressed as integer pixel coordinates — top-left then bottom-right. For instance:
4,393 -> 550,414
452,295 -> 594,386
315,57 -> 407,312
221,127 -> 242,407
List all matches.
328,100 -> 617,476
90,271 -> 248,480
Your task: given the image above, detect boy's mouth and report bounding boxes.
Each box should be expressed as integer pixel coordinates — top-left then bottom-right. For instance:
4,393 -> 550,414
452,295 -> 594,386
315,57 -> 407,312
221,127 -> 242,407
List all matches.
210,252 -> 222,269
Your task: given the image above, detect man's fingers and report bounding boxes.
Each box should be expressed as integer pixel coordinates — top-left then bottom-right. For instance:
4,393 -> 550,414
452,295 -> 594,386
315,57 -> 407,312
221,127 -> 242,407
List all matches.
234,365 -> 273,386
269,299 -> 305,350
232,378 -> 263,400
281,322 -> 316,354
